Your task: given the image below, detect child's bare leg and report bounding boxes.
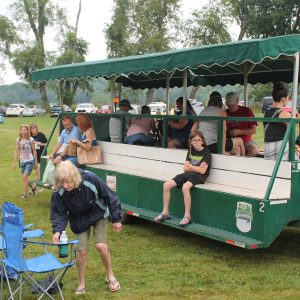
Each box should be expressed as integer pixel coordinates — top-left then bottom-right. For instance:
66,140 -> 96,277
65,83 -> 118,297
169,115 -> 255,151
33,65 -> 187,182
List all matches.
35,166 -> 40,181
162,180 -> 177,214
182,181 -> 193,219
22,173 -> 29,196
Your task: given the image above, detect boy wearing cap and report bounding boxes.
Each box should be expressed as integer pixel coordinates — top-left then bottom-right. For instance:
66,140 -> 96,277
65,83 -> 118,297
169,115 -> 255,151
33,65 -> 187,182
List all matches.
225,92 -> 259,157
109,99 -> 132,143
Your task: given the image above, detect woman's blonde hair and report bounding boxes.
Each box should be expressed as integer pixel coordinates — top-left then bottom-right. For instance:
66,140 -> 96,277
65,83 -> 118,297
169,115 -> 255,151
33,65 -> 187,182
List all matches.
19,124 -> 31,140
54,160 -> 82,190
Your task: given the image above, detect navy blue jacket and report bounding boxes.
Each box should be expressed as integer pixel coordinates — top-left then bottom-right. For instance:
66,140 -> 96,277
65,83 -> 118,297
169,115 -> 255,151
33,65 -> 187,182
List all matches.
50,169 -> 121,234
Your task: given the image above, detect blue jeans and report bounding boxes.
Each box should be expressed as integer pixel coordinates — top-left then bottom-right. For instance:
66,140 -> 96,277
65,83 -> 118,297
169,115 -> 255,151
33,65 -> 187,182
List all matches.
20,160 -> 34,175
127,133 -> 155,146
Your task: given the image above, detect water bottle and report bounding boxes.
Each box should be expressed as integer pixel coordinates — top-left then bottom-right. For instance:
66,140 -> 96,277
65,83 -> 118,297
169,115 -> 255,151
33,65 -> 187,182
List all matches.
59,231 -> 68,258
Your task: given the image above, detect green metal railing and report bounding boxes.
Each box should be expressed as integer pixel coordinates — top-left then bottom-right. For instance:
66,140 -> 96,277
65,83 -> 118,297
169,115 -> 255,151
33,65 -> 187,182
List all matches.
44,112 -> 299,202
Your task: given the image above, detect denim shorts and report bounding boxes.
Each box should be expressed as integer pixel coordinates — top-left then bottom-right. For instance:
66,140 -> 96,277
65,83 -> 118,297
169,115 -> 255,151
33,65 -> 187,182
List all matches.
20,160 -> 34,175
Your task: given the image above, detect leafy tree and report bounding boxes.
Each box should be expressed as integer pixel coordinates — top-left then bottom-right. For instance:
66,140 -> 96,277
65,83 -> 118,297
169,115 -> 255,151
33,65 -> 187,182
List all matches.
105,0 -> 180,102
55,31 -> 92,107
222,0 -> 300,40
181,2 -> 231,48
106,0 -> 180,57
132,0 -> 180,54
8,0 -> 68,108
0,15 -> 20,82
0,15 -> 19,57
105,0 -> 134,58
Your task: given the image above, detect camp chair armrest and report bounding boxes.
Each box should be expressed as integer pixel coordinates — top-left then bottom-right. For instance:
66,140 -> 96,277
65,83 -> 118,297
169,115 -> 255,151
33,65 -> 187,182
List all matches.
70,239 -> 79,244
23,229 -> 44,239
24,223 -> 34,230
22,239 -> 79,246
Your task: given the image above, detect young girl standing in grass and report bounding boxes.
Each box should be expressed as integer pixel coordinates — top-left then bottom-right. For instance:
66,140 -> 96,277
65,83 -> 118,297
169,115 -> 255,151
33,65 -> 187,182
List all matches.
12,124 -> 38,199
155,130 -> 212,226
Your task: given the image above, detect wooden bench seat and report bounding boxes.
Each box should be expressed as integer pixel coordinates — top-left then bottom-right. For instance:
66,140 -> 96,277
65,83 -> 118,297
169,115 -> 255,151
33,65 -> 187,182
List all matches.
88,141 -> 291,200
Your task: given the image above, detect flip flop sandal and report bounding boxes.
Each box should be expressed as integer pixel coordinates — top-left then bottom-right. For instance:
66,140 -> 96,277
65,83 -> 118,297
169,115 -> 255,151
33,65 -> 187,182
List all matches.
107,278 -> 121,292
179,216 -> 191,226
154,213 -> 170,222
75,287 -> 86,295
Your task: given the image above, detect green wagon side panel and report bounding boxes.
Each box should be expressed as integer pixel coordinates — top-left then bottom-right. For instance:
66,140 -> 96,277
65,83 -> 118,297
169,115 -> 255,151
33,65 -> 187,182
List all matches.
87,166 -> 292,249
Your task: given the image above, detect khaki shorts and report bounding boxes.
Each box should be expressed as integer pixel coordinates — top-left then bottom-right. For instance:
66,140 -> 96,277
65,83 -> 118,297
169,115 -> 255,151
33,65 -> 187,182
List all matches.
76,218 -> 108,251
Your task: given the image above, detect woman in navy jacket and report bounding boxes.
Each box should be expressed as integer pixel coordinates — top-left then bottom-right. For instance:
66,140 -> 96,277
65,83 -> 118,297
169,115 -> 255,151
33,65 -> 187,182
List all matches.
51,161 -> 122,295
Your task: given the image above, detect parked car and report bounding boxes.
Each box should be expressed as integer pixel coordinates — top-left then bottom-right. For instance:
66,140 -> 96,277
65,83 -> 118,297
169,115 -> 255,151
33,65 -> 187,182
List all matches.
50,104 -> 72,117
75,103 -> 97,113
0,106 -> 7,116
129,104 -> 141,114
148,102 -> 167,115
6,104 -> 25,116
97,104 -> 112,114
261,96 -> 274,113
22,105 -> 37,117
262,96 -> 298,116
36,106 -> 46,116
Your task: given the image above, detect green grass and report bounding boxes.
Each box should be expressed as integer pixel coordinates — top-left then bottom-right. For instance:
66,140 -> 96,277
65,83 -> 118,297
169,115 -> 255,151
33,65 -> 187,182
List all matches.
1,115 -> 300,299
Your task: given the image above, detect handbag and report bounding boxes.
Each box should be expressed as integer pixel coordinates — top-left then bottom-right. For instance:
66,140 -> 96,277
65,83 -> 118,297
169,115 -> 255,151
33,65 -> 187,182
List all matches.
77,146 -> 102,165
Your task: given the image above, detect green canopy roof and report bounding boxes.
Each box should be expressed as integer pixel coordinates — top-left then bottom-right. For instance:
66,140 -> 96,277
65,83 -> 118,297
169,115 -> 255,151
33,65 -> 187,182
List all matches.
32,34 -> 300,89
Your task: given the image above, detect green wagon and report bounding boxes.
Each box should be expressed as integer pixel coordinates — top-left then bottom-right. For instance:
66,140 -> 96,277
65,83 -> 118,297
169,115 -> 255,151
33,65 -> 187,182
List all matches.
33,35 -> 300,249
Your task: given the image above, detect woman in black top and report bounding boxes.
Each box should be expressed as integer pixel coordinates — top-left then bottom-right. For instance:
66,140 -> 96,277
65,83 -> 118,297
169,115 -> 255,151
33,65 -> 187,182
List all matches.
264,82 -> 290,160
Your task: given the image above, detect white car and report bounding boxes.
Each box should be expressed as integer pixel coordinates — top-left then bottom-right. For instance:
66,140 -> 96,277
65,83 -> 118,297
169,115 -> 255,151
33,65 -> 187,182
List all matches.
36,106 -> 46,115
6,104 -> 26,116
148,102 -> 167,115
75,103 -> 97,113
129,104 -> 141,114
22,105 -> 37,117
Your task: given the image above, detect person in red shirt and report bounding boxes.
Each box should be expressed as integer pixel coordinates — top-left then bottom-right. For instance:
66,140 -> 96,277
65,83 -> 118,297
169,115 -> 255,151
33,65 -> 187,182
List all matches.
225,92 -> 259,157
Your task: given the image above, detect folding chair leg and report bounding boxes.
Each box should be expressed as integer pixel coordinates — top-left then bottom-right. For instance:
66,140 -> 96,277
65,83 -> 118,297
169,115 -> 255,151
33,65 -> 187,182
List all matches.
19,274 -> 22,300
1,264 -> 3,300
24,273 -> 56,300
2,265 -> 14,300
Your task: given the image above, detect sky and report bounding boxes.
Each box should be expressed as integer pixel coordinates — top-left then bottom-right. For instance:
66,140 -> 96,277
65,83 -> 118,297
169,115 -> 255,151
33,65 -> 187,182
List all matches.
0,0 -> 208,84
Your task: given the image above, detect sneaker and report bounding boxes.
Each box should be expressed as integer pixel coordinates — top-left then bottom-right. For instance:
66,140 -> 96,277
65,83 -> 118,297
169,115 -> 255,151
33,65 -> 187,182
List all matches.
20,195 -> 28,199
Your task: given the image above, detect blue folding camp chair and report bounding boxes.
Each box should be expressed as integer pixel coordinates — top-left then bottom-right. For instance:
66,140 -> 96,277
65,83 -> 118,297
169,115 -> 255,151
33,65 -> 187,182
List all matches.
1,219 -> 45,282
0,202 -> 78,300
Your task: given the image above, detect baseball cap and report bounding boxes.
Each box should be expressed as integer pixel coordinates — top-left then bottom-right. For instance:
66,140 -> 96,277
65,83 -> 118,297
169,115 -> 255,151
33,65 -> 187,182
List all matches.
119,99 -> 133,109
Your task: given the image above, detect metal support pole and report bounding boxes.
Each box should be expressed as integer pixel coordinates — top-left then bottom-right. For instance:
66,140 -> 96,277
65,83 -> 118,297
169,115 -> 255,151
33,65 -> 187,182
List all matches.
292,53 -> 299,118
243,64 -> 248,106
183,69 -> 188,115
166,74 -> 170,115
111,76 -> 116,112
